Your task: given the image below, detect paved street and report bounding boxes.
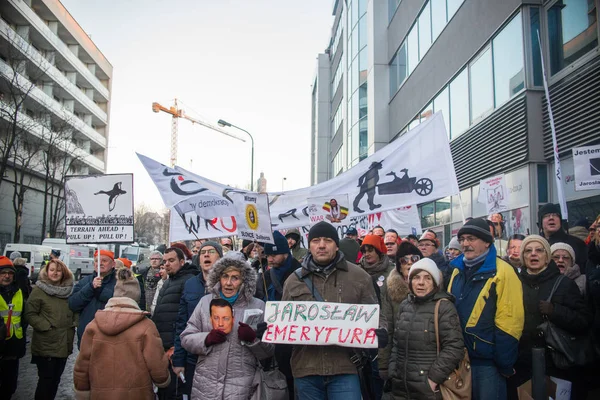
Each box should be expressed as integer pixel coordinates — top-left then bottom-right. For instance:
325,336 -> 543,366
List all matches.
13,327 -> 77,400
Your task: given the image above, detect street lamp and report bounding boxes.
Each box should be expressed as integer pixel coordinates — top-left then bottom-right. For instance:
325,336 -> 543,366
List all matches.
218,119 -> 255,191
282,177 -> 287,191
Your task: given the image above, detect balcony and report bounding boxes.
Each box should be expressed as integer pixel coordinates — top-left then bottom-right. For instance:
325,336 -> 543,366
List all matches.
7,0 -> 110,100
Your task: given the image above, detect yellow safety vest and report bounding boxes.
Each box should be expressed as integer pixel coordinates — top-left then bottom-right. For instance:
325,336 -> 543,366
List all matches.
0,289 -> 24,339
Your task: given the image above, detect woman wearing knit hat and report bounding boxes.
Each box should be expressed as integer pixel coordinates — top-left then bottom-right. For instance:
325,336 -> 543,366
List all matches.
359,234 -> 395,303
73,267 -> 169,399
25,259 -> 76,400
388,258 -> 465,399
551,242 -> 586,296
378,241 -> 423,383
508,235 -> 592,398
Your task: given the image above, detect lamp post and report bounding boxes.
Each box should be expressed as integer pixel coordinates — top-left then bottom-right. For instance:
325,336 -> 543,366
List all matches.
282,177 -> 287,191
218,119 -> 255,191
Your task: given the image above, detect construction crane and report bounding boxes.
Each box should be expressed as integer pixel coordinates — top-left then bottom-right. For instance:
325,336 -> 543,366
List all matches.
152,99 -> 245,167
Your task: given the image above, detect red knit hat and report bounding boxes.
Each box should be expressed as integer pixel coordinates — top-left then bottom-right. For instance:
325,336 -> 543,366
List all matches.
170,242 -> 193,260
0,256 -> 16,274
117,258 -> 133,268
361,234 -> 386,254
94,249 -> 115,260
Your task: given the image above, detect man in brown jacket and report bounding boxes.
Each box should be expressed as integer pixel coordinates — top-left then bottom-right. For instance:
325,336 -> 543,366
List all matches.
281,221 -> 388,400
73,268 -> 170,400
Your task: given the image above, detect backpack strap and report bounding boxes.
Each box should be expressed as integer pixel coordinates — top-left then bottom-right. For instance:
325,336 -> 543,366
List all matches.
294,268 -> 324,302
546,274 -> 566,302
433,298 -> 450,355
269,267 -> 284,294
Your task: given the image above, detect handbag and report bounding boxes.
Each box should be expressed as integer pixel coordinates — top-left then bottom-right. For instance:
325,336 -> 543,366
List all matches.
434,299 -> 472,400
537,275 -> 595,369
256,363 -> 289,400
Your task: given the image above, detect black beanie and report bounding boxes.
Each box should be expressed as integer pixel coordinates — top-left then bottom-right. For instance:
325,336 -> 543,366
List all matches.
538,203 -> 562,227
457,218 -> 494,244
396,241 -> 423,260
308,221 -> 340,247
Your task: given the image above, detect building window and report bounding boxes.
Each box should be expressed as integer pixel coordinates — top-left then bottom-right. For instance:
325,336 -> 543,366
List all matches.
332,102 -> 343,133
331,23 -> 343,56
530,7 -> 544,86
469,47 -> 494,123
447,0 -> 464,21
407,26 -> 419,75
389,0 -> 402,22
431,0 -> 447,41
493,13 -> 524,105
333,147 -> 343,176
419,2 -> 432,58
449,68 -> 469,139
359,118 -> 368,160
420,101 -> 434,122
433,87 -> 450,138
547,0 -> 598,75
331,62 -> 343,96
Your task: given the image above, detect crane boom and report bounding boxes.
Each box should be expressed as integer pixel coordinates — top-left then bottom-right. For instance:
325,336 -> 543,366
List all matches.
152,100 -> 245,167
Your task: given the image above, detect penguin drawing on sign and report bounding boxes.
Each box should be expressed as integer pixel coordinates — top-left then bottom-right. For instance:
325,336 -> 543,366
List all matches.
94,182 -> 127,211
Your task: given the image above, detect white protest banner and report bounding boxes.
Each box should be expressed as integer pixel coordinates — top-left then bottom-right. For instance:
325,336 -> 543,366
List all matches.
307,195 -> 350,225
478,174 -> 509,214
572,145 -> 600,191
262,301 -> 379,349
230,192 -> 274,244
65,174 -> 134,244
169,212 -> 237,241
142,112 -> 456,239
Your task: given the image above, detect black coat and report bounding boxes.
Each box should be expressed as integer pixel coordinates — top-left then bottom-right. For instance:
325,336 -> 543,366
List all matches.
152,263 -> 199,349
546,229 -> 588,268
389,290 -> 464,400
586,242 -> 600,337
515,261 -> 592,385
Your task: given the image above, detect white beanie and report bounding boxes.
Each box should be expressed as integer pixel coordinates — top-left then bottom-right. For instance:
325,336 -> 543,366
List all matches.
448,236 -> 461,251
408,258 -> 442,288
550,242 -> 575,263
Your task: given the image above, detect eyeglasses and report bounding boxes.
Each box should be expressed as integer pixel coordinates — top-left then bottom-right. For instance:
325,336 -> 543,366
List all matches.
552,255 -> 572,261
0,271 -> 14,276
543,213 -> 560,220
192,250 -> 198,254
458,236 -> 479,244
524,248 -> 546,255
418,242 -> 435,248
200,249 -> 218,255
150,258 -> 162,261
399,255 -> 421,265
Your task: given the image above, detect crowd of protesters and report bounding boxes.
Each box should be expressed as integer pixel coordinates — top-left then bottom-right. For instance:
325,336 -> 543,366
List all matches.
1,204 -> 600,399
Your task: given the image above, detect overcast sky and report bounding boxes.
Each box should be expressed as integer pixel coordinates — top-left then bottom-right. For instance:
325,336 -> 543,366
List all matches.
60,0 -> 334,211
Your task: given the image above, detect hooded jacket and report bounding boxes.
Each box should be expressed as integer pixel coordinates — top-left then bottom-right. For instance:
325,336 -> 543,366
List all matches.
25,268 -> 77,358
281,252 -> 383,378
389,290 -> 465,400
448,245 -> 524,375
152,262 -> 199,349
73,297 -> 171,400
378,268 -> 410,377
180,257 -> 274,400
68,268 -> 116,347
286,228 -> 308,262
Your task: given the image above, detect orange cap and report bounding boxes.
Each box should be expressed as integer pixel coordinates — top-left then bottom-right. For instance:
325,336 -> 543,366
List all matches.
361,234 -> 386,254
117,257 -> 132,268
94,249 -> 115,260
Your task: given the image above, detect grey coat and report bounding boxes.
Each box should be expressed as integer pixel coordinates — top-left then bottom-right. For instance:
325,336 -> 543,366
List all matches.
389,291 -> 464,400
180,257 -> 274,400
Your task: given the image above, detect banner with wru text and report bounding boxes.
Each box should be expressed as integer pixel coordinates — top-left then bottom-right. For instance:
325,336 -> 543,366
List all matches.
64,174 -> 134,244
573,145 -> 600,191
262,301 -> 380,349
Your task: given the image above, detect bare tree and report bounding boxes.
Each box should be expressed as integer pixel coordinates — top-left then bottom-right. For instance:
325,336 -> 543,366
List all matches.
134,203 -> 166,246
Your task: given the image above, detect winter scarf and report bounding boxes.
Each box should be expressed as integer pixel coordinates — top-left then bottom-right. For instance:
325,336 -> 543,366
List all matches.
268,254 -> 296,301
304,252 -> 344,277
220,290 -> 240,305
463,249 -> 489,269
35,279 -> 73,299
360,254 -> 393,277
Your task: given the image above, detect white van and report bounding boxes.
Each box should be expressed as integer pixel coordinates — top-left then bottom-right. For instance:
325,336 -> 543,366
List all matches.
3,243 -> 52,277
42,238 -> 96,280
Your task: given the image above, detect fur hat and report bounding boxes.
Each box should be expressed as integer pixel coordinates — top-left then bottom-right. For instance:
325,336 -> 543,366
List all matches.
264,231 -> 290,255
448,236 -> 461,251
519,235 -> 551,267
9,251 -> 21,261
12,257 -> 27,267
550,242 -> 575,263
113,268 -> 141,303
361,234 -> 386,254
408,258 -> 441,288
308,221 -> 340,247
207,256 -> 256,303
199,241 -> 223,258
538,203 -> 562,228
0,256 -> 16,274
457,218 -> 494,244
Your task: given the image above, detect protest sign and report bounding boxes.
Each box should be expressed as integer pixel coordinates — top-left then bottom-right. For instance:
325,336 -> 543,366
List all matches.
230,192 -> 274,244
478,174 -> 509,213
65,174 -> 134,244
573,145 -> 600,191
262,301 -> 379,348
307,195 -> 350,225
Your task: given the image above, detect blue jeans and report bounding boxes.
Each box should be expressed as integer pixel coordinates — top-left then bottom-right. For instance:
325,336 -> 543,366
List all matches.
295,374 -> 362,400
472,365 -> 507,400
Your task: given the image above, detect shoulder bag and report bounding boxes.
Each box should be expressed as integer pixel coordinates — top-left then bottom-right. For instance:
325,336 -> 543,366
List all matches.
537,275 -> 595,369
434,298 -> 472,400
254,358 -> 289,400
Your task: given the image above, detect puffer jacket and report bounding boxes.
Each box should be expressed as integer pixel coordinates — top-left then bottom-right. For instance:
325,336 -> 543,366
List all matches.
68,269 -> 116,346
73,297 -> 170,400
359,254 -> 394,303
586,242 -> 600,338
389,291 -> 464,400
152,263 -> 199,349
180,257 -> 274,400
281,251 -> 383,378
25,269 -> 77,358
514,261 -> 591,386
379,268 -> 410,378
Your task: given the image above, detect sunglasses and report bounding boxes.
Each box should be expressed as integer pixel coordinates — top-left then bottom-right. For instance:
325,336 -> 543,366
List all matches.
399,255 -> 421,265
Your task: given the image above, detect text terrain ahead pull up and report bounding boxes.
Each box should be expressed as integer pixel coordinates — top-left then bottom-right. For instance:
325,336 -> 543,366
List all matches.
262,301 -> 379,349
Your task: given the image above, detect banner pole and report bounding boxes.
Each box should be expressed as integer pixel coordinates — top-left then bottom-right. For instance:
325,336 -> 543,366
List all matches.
457,191 -> 467,224
537,29 -> 568,220
97,248 -> 101,278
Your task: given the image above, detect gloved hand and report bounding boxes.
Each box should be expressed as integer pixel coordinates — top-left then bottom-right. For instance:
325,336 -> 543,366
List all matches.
375,328 -> 388,348
539,300 -> 554,316
205,329 -> 227,347
238,322 -> 257,342
256,322 -> 268,340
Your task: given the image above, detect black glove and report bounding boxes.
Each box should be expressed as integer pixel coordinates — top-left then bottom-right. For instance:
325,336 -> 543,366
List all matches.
205,329 -> 227,347
375,328 -> 388,349
256,322 -> 268,340
539,300 -> 554,316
